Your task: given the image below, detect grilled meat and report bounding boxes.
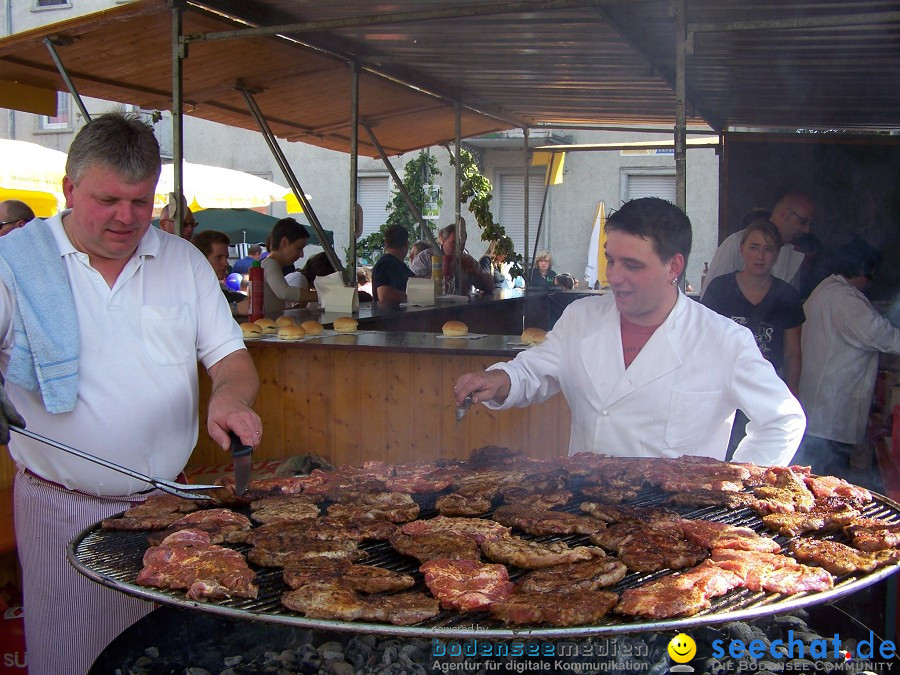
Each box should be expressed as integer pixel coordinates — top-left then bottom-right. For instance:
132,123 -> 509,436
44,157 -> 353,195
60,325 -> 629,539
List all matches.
753,467 -> 816,514
435,492 -> 493,517
281,582 -> 440,625
401,515 -> 510,544
844,518 -> 900,551
615,560 -> 743,619
761,500 -> 861,537
676,518 -> 781,553
710,549 -> 833,593
490,588 -> 619,626
146,508 -> 252,546
420,559 -> 513,611
580,502 -> 677,524
665,489 -> 758,509
326,501 -> 420,523
518,556 -> 627,593
501,487 -> 573,509
249,494 -> 320,524
282,559 -> 415,593
492,504 -> 603,536
388,530 -> 481,563
579,484 -> 640,504
589,523 -> 706,573
249,537 -> 366,567
802,474 -> 872,504
480,536 -> 606,569
137,529 -> 257,601
789,538 -> 900,576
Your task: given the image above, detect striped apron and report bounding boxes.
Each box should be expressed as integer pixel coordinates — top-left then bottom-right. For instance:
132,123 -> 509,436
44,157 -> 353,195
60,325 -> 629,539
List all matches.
14,470 -> 154,675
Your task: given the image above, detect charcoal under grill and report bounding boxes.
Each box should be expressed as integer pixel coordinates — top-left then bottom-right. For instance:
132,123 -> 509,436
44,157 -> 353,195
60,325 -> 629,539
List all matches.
68,483 -> 900,639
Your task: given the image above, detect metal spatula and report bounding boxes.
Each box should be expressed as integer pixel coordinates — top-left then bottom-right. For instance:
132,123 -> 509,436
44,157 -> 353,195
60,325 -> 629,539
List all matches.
10,426 -> 220,500
455,395 -> 472,423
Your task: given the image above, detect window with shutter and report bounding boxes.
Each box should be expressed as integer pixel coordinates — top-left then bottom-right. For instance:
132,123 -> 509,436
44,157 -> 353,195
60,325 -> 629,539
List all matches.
356,175 -> 391,237
497,172 -> 547,259
624,173 -> 677,202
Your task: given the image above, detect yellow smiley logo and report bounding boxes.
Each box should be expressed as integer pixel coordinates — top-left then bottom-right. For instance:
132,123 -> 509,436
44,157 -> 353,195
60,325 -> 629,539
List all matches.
667,634 -> 697,663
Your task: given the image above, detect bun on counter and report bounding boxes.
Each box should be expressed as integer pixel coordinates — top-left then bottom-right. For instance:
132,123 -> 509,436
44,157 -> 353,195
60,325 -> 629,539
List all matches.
275,316 -> 296,328
521,327 -> 547,345
254,318 -> 278,334
277,324 -> 306,341
301,320 -> 324,336
333,316 -> 358,333
442,320 -> 469,337
240,322 -> 262,339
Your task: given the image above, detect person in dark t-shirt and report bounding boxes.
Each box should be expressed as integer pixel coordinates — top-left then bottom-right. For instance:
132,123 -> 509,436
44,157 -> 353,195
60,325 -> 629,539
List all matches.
372,225 -> 415,304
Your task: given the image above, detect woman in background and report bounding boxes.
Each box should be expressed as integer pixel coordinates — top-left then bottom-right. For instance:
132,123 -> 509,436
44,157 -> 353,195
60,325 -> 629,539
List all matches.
702,218 -> 805,457
529,250 -> 557,289
261,218 -> 316,312
479,240 -> 512,289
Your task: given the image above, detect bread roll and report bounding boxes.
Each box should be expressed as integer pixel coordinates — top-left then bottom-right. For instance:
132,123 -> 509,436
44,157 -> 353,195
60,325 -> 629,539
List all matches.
275,316 -> 296,328
254,318 -> 278,334
277,324 -> 306,341
521,327 -> 547,345
442,320 -> 469,337
333,316 -> 358,333
301,320 -> 324,336
240,322 -> 262,339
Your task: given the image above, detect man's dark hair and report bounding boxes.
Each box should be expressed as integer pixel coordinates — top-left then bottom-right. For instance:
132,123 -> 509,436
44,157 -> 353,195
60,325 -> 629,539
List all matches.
384,224 -> 409,249
248,245 -> 262,256
267,217 -> 309,250
605,197 -> 692,262
191,230 -> 230,257
302,251 -> 336,285
832,236 -> 881,280
741,207 -> 772,230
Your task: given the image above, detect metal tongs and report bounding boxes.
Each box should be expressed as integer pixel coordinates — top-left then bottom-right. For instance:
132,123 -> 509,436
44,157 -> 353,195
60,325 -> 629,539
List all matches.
11,426 -> 221,500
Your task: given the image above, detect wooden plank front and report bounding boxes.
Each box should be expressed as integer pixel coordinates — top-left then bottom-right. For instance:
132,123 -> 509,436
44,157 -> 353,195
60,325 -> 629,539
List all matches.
189,343 -> 571,472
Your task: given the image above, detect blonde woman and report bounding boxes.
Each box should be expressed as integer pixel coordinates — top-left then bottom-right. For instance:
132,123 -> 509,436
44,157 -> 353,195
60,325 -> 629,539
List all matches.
529,250 -> 557,289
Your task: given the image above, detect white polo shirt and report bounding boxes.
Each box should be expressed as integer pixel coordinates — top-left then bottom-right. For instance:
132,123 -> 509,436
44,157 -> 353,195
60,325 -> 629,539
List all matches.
0,212 -> 245,496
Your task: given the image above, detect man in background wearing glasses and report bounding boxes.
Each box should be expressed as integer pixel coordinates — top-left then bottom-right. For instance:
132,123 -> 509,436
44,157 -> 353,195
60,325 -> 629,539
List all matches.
158,198 -> 198,240
0,200 -> 35,237
702,192 -> 815,299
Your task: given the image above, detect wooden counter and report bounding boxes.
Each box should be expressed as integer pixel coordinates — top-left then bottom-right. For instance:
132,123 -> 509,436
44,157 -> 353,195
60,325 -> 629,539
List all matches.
190,331 -> 572,471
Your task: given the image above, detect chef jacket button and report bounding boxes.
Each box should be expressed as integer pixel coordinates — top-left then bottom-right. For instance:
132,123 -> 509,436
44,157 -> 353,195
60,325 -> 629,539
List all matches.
602,410 -> 609,416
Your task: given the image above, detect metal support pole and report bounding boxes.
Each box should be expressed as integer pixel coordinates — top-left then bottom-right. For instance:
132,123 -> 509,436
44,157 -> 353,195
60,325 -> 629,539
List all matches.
523,127 -> 530,277
238,87 -> 344,275
363,124 -> 439,252
348,62 -> 359,287
43,38 -> 91,123
674,0 -> 687,213
170,1 -> 185,237
530,162 -> 551,282
454,103 -> 462,293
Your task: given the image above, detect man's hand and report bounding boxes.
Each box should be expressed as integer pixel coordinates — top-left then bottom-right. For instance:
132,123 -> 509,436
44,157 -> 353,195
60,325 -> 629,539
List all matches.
0,379 -> 25,445
454,370 -> 511,407
206,351 -> 262,451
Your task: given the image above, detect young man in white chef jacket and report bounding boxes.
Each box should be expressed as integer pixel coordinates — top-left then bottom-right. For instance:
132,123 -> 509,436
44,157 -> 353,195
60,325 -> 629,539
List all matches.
0,112 -> 262,675
454,197 -> 805,467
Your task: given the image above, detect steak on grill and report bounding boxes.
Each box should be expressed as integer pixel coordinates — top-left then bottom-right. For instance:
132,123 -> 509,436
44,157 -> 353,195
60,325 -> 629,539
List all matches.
388,530 -> 481,563
615,560 -> 743,619
788,538 -> 900,576
844,518 -> 900,551
249,494 -> 321,524
517,556 -> 627,593
676,518 -> 781,553
136,529 -> 257,601
420,559 -> 513,611
401,515 -> 510,544
490,588 -> 619,626
146,508 -> 252,546
281,582 -> 440,625
480,536 -> 606,569
435,492 -> 493,517
590,523 -> 707,573
491,504 -> 603,536
710,549 -> 833,594
282,559 -> 415,593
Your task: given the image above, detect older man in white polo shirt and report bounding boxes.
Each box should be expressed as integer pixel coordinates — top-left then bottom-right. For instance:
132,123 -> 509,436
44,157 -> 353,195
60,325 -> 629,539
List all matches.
0,112 -> 261,675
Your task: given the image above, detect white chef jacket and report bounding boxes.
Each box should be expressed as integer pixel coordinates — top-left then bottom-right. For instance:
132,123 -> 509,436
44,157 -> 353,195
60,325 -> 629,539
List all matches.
487,292 -> 805,466
799,275 -> 900,444
701,229 -> 805,299
0,212 -> 245,496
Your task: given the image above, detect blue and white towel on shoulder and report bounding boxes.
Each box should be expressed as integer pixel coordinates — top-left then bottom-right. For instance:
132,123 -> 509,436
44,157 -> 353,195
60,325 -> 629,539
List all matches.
0,219 -> 79,413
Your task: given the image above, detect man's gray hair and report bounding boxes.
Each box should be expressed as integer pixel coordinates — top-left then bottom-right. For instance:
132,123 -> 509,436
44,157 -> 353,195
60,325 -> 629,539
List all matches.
66,111 -> 161,184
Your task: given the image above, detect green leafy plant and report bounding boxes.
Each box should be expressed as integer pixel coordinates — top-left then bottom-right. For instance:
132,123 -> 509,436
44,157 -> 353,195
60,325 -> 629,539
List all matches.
354,151 -> 441,263
448,147 -> 523,278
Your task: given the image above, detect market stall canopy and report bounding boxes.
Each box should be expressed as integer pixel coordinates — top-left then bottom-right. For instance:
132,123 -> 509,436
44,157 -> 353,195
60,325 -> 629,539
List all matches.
155,162 -> 300,211
190,208 -> 334,247
0,0 -> 898,158
0,138 -> 66,217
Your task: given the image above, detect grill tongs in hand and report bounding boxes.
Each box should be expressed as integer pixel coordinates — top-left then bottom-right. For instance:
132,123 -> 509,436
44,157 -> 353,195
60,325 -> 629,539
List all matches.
11,426 -> 220,501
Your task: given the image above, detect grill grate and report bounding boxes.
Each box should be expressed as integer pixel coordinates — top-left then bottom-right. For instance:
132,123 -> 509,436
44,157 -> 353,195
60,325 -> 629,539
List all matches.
68,482 -> 900,638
